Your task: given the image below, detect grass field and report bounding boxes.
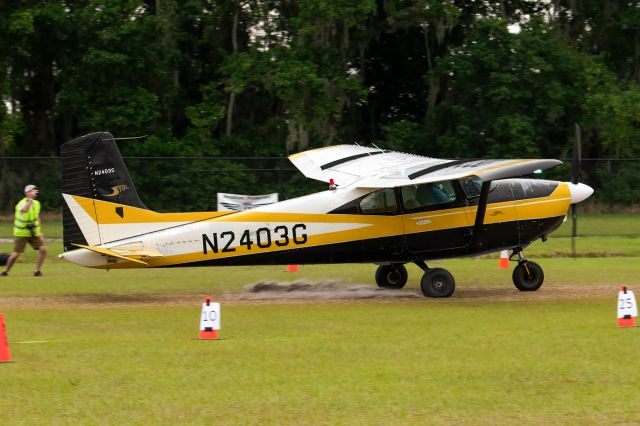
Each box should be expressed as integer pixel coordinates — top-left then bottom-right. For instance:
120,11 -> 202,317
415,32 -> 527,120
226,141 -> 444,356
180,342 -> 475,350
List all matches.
1,215 -> 640,424
3,299 -> 640,424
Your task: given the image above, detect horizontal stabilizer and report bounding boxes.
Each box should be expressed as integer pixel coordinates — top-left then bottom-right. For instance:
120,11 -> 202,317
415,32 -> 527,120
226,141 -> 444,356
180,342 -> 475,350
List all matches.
71,244 -> 149,265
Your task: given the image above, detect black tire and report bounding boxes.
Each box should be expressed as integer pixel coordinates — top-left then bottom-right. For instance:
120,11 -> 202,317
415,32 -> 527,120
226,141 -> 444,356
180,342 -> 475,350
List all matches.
420,268 -> 455,298
375,264 -> 408,289
512,261 -> 544,291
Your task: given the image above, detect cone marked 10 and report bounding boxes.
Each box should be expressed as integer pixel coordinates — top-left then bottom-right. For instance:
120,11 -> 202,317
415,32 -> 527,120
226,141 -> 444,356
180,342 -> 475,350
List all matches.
199,297 -> 221,340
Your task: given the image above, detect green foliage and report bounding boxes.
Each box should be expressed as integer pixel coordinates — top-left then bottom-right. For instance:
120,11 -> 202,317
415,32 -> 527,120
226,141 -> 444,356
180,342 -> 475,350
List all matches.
427,18 -> 587,158
185,84 -> 226,134
592,163 -> 640,205
583,64 -> 640,157
2,0 -> 640,209
379,119 -> 430,153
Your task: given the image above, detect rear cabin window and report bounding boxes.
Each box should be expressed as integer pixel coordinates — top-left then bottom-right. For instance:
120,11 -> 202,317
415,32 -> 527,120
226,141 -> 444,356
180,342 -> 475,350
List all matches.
358,188 -> 398,215
401,181 -> 459,212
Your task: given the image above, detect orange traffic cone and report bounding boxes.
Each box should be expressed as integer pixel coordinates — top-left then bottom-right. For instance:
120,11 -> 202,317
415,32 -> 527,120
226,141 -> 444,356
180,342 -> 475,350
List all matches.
287,264 -> 299,272
499,250 -> 509,269
0,314 -> 14,363
199,297 -> 221,340
618,316 -> 636,327
200,328 -> 219,339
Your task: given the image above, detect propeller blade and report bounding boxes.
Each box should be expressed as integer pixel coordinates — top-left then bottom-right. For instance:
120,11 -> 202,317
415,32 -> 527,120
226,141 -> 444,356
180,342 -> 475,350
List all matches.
571,203 -> 577,258
572,123 -> 582,184
571,123 -> 582,259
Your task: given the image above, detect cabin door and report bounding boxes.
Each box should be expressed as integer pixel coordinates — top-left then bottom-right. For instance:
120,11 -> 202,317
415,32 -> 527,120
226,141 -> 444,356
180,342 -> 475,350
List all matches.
399,181 -> 471,255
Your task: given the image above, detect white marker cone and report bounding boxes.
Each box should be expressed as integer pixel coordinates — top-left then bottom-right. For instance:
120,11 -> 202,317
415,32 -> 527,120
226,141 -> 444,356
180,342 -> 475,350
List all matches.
499,250 -> 509,269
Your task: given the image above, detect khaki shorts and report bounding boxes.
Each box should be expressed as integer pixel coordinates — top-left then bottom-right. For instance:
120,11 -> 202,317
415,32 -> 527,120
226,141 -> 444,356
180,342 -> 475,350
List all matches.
14,236 -> 44,253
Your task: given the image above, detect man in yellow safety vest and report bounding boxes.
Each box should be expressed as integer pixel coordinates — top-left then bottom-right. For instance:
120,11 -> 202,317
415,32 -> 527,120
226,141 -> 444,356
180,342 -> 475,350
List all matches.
1,185 -> 47,277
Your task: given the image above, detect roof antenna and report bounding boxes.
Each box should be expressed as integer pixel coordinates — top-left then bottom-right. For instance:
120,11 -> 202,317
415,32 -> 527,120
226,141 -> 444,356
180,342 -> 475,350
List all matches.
371,142 -> 385,153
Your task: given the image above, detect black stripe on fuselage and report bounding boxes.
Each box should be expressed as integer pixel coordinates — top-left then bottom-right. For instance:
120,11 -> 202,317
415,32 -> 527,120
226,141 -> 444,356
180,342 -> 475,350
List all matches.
161,216 -> 565,268
320,150 -> 389,170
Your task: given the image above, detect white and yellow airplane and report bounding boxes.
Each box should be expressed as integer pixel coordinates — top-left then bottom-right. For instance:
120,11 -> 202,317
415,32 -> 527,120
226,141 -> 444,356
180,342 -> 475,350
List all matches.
59,132 -> 593,297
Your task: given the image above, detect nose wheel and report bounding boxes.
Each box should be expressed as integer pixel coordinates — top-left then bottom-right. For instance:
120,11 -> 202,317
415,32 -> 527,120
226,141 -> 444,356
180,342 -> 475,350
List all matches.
510,250 -> 544,291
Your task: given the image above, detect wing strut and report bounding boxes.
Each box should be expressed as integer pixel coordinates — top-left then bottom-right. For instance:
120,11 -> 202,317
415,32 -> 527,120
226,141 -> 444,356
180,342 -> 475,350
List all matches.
470,180 -> 492,251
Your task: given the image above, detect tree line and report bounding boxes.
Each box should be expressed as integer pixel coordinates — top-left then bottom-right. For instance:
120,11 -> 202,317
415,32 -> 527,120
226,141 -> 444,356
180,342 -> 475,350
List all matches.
1,0 -> 639,210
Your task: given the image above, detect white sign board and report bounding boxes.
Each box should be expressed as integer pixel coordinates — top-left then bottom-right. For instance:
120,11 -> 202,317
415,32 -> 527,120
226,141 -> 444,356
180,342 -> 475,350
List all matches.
200,302 -> 221,330
618,289 -> 638,319
217,192 -> 279,212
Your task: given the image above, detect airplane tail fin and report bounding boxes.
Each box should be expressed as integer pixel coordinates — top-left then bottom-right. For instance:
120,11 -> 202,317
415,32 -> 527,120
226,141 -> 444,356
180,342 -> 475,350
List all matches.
61,132 -> 148,251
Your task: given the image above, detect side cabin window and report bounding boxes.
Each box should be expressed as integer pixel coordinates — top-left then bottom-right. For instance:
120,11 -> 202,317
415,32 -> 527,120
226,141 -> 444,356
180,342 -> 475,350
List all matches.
401,180 -> 461,213
358,188 -> 398,215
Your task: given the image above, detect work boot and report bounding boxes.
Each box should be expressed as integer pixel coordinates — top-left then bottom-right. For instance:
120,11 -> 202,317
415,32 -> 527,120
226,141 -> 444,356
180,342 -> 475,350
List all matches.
33,271 -> 42,277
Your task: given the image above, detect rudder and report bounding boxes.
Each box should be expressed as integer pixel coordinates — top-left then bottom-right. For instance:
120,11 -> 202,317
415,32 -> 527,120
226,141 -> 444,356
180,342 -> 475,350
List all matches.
61,132 -> 148,251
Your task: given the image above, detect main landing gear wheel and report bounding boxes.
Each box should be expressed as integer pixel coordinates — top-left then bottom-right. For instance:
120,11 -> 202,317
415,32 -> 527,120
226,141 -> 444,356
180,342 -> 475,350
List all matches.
375,264 -> 408,289
420,268 -> 456,298
512,261 -> 544,291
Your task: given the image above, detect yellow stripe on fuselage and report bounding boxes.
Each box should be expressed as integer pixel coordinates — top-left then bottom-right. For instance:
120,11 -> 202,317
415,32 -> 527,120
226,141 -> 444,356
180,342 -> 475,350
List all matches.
71,195 -> 233,224
82,183 -> 571,269
74,196 -> 98,222
514,182 -> 571,220
98,214 -> 405,269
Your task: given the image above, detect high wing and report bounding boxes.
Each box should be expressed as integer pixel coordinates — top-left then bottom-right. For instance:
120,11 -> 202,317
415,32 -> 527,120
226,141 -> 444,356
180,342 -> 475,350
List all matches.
289,144 -> 562,188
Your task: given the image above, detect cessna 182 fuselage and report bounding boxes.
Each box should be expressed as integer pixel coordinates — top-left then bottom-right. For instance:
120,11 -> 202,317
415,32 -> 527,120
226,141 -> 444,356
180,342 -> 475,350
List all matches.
60,132 -> 593,297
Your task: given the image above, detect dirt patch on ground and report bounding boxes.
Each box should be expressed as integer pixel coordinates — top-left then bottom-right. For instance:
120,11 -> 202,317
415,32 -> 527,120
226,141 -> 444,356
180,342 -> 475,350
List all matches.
0,293 -> 201,309
233,280 -> 421,301
0,281 -> 616,309
455,284 -> 613,301
231,280 -> 614,302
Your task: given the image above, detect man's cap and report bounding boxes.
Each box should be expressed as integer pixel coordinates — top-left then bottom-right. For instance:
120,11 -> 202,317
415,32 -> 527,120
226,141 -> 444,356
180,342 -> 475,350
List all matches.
24,184 -> 38,193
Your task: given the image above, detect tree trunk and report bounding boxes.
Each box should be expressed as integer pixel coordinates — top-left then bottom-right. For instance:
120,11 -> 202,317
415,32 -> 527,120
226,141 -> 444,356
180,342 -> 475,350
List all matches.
155,0 -> 179,124
32,66 -> 56,155
226,4 -> 240,137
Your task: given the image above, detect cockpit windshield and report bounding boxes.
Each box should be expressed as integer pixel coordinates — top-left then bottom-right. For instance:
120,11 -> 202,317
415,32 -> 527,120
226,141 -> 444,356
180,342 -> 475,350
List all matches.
459,177 -> 496,198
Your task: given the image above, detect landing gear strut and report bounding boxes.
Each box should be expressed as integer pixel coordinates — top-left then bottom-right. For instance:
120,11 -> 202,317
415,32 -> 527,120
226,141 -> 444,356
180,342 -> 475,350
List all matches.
511,250 -> 544,291
415,260 -> 456,298
373,261 -> 456,297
